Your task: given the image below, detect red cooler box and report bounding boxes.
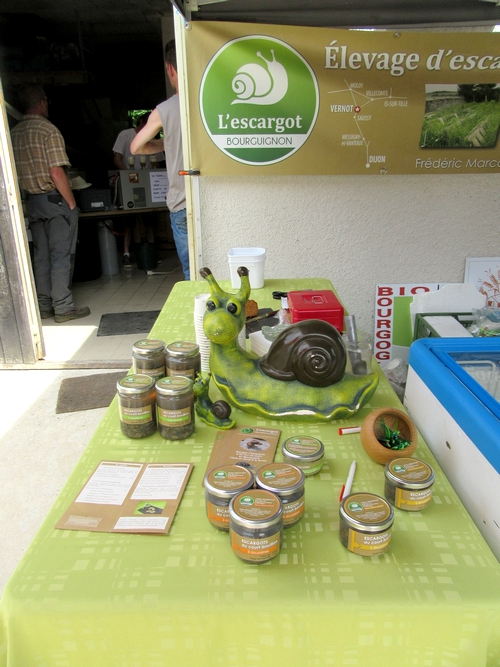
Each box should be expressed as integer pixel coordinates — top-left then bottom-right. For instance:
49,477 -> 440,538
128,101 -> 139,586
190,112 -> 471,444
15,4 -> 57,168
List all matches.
287,290 -> 344,332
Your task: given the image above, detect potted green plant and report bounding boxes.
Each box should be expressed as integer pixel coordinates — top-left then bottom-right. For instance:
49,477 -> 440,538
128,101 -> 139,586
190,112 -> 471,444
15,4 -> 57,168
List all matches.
360,407 -> 418,464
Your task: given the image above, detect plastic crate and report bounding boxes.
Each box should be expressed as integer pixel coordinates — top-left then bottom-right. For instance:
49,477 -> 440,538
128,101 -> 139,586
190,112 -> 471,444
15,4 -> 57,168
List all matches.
413,312 -> 475,341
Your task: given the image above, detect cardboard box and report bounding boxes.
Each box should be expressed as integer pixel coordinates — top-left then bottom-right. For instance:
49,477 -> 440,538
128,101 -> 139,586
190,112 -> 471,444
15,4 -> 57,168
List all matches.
288,290 -> 344,331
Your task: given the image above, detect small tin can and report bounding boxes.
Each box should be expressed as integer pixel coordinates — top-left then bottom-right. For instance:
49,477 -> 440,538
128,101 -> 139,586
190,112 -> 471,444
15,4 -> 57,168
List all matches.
229,490 -> 283,564
155,376 -> 194,440
165,341 -> 201,381
117,374 -> 156,439
255,463 -> 305,528
339,492 -> 394,557
132,338 -> 166,379
384,457 -> 435,511
204,465 -> 255,531
282,436 -> 324,476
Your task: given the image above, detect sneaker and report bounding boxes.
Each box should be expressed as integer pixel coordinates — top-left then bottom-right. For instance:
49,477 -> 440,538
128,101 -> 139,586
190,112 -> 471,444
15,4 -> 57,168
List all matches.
54,307 -> 91,323
40,309 -> 54,319
123,253 -> 133,267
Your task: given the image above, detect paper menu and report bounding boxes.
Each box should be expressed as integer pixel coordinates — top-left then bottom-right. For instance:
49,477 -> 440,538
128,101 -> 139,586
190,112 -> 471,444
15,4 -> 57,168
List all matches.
56,461 -> 193,535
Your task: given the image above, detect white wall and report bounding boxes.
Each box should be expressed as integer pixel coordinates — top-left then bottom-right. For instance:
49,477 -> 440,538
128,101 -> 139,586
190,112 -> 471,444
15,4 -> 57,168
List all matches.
198,173 -> 499,335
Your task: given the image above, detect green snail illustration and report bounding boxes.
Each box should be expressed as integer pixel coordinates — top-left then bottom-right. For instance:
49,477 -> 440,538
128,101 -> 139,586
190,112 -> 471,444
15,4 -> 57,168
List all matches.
231,50 -> 288,106
200,266 -> 378,423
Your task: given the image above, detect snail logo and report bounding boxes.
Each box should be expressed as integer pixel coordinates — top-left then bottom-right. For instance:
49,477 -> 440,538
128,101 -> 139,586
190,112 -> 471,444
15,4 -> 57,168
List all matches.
231,50 -> 288,106
200,35 -> 319,166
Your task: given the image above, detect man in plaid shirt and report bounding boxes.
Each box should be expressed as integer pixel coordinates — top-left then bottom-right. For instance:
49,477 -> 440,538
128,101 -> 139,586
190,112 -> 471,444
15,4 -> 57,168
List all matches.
11,84 -> 90,322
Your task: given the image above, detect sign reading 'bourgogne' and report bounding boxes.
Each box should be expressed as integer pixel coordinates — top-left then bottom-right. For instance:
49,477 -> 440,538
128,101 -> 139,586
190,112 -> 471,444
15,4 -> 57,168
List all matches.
186,23 -> 500,175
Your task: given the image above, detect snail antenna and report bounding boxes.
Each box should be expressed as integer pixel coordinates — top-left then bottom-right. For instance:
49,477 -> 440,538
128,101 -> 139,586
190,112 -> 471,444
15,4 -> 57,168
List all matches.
200,266 -> 227,299
237,266 -> 251,302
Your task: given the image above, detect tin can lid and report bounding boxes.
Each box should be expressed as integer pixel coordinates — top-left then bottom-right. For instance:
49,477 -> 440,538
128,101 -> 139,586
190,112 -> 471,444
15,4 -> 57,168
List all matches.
117,374 -> 155,395
166,341 -> 199,358
132,338 -> 165,355
229,490 -> 283,529
339,492 -> 394,532
204,465 -> 254,498
256,463 -> 305,496
384,458 -> 435,489
282,436 -> 324,461
155,376 -> 193,395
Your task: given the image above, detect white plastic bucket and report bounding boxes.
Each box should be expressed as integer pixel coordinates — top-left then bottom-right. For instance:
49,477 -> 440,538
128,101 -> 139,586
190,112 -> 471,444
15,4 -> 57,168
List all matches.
228,247 -> 266,289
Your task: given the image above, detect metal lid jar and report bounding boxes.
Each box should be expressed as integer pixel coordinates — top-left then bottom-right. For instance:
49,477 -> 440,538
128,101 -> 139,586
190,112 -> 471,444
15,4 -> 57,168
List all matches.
165,341 -> 201,381
255,463 -> 305,528
282,436 -> 324,476
339,492 -> 394,557
155,376 -> 194,441
117,374 -> 156,439
229,490 -> 283,563
204,465 -> 255,531
384,457 -> 435,511
132,338 -> 166,379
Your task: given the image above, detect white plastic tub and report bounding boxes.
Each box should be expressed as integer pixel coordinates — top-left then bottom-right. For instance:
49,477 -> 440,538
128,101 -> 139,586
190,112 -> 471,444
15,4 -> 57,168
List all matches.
228,247 -> 266,289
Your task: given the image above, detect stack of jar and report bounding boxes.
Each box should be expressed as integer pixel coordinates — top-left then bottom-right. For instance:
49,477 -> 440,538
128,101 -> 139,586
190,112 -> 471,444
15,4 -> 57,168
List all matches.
203,461 -> 306,564
117,338 -> 201,441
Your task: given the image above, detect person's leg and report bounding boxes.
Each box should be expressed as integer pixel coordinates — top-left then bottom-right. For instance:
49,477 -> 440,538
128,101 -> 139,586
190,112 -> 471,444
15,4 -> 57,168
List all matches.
27,199 -> 54,315
29,220 -> 53,315
123,225 -> 133,266
169,208 -> 190,280
47,203 -> 78,314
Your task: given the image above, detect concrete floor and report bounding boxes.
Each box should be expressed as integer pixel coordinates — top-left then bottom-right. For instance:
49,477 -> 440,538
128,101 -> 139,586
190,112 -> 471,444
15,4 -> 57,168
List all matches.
0,250 -> 184,596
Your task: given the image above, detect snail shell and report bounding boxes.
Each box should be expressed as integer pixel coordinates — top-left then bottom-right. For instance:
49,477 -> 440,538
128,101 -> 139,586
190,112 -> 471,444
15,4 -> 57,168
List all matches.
232,63 -> 272,100
231,50 -> 288,106
211,400 -> 232,420
259,320 -> 346,387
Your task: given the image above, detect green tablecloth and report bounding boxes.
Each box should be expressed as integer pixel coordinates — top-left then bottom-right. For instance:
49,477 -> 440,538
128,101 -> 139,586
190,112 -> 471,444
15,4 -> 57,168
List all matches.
1,279 -> 500,667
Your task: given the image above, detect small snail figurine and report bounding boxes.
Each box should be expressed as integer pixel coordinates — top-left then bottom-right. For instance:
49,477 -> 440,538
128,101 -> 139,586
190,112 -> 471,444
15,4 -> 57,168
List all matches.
200,267 -> 378,423
193,373 -> 235,430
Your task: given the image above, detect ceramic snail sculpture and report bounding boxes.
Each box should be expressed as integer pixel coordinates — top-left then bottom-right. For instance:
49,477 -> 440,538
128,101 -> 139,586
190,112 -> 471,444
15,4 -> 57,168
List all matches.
193,373 -> 235,430
200,267 -> 379,423
232,50 -> 288,106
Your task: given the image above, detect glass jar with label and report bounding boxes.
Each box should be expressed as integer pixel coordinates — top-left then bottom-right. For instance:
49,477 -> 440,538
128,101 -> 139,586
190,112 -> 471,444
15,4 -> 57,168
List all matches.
384,457 -> 435,511
229,489 -> 283,564
255,463 -> 305,528
204,465 -> 255,531
117,374 -> 157,439
165,341 -> 201,381
132,338 -> 166,379
339,492 -> 394,557
155,376 -> 195,440
282,436 -> 324,476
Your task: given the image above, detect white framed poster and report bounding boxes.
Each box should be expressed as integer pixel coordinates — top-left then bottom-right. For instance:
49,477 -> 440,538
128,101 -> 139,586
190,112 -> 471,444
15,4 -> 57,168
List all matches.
464,258 -> 500,308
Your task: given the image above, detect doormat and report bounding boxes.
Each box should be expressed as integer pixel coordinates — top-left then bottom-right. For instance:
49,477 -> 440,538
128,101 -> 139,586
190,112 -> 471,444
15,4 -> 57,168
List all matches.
97,311 -> 161,337
56,371 -> 126,414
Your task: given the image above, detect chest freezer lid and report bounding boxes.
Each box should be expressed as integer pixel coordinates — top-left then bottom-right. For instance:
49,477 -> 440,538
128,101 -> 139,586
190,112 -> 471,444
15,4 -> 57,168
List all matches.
408,338 -> 500,472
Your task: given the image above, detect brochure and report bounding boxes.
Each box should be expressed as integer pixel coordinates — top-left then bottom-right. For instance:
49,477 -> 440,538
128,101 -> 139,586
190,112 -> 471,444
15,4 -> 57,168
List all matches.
56,460 -> 193,535
204,425 -> 281,481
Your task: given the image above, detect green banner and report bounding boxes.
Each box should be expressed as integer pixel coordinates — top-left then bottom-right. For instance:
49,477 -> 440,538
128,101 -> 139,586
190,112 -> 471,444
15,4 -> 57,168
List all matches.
186,23 -> 500,175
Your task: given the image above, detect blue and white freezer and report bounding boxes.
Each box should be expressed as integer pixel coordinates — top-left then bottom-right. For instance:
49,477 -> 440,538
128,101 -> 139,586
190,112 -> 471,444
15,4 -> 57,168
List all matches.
404,337 -> 500,561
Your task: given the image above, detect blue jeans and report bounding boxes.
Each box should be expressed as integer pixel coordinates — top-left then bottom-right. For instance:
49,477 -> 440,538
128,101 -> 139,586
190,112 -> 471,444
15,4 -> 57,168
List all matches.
169,208 -> 190,280
27,194 -> 79,314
